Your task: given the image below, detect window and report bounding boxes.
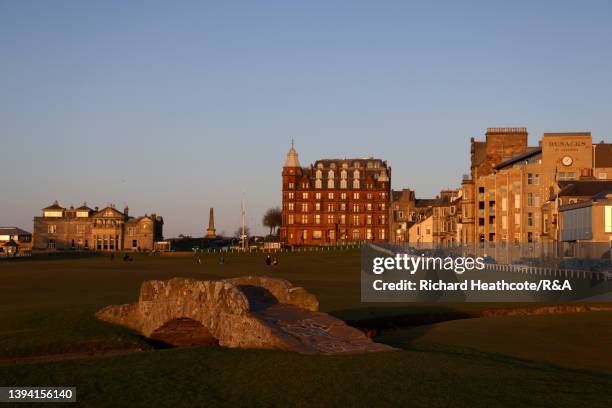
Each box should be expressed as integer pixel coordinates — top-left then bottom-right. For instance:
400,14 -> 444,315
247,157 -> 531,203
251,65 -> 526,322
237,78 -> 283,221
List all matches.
301,203 -> 308,212
327,179 -> 335,189
328,170 -> 334,179
534,193 -> 540,207
514,213 -> 521,227
313,230 -> 322,239
366,229 -> 373,240
315,214 -> 321,224
315,202 -> 321,211
340,214 -> 346,224
353,204 -> 360,212
47,239 -> 55,249
128,227 -> 137,236
288,203 -> 294,211
340,203 -> 346,211
340,179 -> 347,189
527,232 -> 533,243
528,212 -> 533,227
288,215 -> 294,225
76,224 -> 85,234
288,182 -> 294,189
366,203 -> 372,211
527,173 -> 533,184
502,197 -> 507,211
301,215 -> 308,224
502,215 -> 508,230
341,193 -> 347,200
353,179 -> 360,189
534,174 -> 540,185
352,230 -> 361,240
302,230 -> 308,240
514,194 -> 521,209
328,230 -> 335,240
315,179 -> 322,189
48,225 -> 57,234
316,170 -> 322,179
288,192 -> 294,199
527,193 -> 533,206
327,214 -> 334,223
606,206 -> 612,233
379,229 -> 386,240
327,203 -> 334,212
366,215 -> 372,225
328,192 -> 334,200
352,215 -> 360,225
302,192 -> 308,199
353,192 -> 360,199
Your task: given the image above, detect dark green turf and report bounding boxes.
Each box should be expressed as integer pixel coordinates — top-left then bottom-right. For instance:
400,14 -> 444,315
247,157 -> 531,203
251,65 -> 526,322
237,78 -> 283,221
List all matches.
1,250 -> 611,406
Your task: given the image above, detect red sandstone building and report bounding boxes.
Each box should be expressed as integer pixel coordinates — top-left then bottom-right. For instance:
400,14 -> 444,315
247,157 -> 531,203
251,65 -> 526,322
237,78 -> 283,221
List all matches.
280,146 -> 391,245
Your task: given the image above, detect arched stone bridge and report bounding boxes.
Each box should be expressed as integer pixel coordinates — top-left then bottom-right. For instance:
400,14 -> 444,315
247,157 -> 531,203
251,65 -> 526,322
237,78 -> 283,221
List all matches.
96,276 -> 394,355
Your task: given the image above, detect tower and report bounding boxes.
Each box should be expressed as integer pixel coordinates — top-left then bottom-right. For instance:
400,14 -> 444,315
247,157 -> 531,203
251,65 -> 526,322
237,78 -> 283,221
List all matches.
206,208 -> 216,238
280,142 -> 302,243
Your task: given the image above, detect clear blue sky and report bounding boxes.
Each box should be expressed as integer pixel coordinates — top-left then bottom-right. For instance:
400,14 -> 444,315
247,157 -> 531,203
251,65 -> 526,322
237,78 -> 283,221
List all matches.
1,0 -> 611,237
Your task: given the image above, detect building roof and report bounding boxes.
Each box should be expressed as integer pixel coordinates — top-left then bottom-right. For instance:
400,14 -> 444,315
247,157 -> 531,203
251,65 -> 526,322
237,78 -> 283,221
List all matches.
558,180 -> 612,197
42,201 -> 65,211
559,189 -> 612,211
76,202 -> 93,211
494,147 -> 542,170
0,227 -> 31,236
284,147 -> 301,167
415,199 -> 437,208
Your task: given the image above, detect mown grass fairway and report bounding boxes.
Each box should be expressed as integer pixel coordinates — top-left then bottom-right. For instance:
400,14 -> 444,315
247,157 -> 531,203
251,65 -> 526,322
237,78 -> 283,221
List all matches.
1,250 -> 611,407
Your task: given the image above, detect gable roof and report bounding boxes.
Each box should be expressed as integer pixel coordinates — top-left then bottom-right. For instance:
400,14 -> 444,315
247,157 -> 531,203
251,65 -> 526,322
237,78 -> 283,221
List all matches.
92,206 -> 126,218
558,180 -> 612,197
494,147 -> 542,170
43,201 -> 64,211
0,227 -> 31,236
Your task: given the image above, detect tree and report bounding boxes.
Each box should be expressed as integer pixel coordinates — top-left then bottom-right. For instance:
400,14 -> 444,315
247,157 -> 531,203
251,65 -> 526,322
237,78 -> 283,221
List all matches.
262,207 -> 282,236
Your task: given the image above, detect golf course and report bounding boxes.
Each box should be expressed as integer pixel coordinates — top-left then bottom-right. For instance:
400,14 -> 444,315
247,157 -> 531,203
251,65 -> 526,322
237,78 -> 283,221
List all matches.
1,249 -> 611,407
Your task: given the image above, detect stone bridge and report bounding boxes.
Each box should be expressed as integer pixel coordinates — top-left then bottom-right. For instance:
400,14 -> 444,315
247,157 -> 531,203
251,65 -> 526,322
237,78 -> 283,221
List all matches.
96,276 -> 394,355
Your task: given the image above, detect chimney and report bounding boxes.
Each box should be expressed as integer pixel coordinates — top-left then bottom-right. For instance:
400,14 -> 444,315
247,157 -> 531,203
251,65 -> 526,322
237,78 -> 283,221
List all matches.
124,205 -> 129,216
95,206 -> 99,211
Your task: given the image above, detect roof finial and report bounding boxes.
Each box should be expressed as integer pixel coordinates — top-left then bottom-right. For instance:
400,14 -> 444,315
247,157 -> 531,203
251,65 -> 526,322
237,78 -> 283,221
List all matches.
291,138 -> 294,149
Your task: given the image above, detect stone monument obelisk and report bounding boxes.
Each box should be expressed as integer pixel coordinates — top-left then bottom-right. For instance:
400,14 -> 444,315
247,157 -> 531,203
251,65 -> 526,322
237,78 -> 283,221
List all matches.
206,208 -> 216,238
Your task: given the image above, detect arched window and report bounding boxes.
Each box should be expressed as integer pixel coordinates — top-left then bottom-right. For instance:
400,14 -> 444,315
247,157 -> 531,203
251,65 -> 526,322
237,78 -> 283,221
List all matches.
315,179 -> 322,189
353,179 -> 360,189
353,169 -> 360,179
315,170 -> 322,179
341,170 -> 347,179
327,179 -> 335,189
327,170 -> 334,179
340,179 -> 347,189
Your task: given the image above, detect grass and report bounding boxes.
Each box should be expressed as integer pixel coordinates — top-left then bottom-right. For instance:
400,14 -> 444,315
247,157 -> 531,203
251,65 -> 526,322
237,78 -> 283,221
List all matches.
377,311 -> 612,374
1,249 -> 612,406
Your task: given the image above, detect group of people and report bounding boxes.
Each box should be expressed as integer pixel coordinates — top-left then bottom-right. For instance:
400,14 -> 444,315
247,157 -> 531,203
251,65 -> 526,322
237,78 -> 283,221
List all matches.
192,253 -> 279,267
265,255 -> 278,267
109,253 -> 134,262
